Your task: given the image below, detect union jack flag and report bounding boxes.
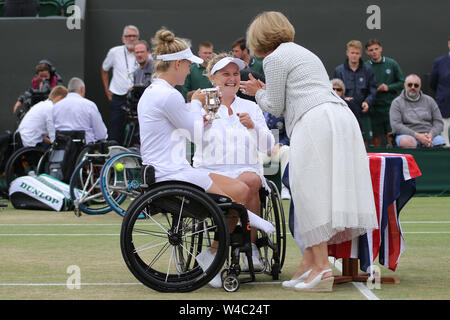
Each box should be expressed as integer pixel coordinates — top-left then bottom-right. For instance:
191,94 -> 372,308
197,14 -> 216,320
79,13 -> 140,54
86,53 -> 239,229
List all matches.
327,153 -> 421,272
282,153 -> 422,273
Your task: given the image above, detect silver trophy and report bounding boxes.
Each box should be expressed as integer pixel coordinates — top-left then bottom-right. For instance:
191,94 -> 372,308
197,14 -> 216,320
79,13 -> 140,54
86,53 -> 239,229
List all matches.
201,87 -> 221,120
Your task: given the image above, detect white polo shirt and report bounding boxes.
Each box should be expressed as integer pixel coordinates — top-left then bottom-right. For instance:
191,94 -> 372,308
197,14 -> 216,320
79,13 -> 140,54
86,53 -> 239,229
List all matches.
193,96 -> 275,179
138,78 -> 214,190
18,99 -> 55,147
102,45 -> 137,95
53,92 -> 108,144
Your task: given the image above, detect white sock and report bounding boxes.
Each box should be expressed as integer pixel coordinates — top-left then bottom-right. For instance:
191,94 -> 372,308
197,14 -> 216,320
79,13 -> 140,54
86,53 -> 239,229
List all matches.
247,210 -> 276,234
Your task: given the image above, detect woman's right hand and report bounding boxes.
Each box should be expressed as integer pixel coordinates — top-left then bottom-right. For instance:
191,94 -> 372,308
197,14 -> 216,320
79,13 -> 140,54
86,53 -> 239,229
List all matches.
191,89 -> 206,106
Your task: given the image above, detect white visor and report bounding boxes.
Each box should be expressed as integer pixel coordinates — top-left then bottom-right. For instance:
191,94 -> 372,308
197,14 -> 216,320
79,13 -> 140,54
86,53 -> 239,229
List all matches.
211,57 -> 246,75
156,48 -> 203,64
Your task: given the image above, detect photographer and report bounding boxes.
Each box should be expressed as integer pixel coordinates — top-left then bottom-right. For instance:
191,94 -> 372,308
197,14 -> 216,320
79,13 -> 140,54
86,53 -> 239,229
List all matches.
13,60 -> 63,114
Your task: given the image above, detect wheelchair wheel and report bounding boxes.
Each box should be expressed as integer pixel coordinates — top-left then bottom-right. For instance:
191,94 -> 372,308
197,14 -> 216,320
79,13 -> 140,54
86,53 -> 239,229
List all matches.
260,180 -> 286,279
5,147 -> 45,185
100,152 -> 142,217
121,182 -> 230,292
69,158 -> 113,215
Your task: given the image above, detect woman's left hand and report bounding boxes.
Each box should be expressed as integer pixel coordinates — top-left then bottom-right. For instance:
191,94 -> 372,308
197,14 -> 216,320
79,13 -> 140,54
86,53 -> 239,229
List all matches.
240,73 -> 264,96
237,112 -> 254,129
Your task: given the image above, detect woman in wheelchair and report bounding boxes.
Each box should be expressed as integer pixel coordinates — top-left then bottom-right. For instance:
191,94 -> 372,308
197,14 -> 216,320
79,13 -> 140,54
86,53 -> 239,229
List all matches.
192,53 -> 275,272
137,29 -> 275,288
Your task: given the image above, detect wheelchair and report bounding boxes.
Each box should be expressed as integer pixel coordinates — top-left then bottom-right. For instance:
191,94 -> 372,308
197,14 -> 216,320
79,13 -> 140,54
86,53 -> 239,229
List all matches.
69,141 -> 130,216
4,130 -> 48,186
120,166 -> 286,292
99,152 -> 143,218
36,130 -> 86,183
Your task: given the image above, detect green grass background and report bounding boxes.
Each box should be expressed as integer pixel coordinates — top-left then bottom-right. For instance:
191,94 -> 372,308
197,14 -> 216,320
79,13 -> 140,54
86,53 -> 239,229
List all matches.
0,197 -> 448,300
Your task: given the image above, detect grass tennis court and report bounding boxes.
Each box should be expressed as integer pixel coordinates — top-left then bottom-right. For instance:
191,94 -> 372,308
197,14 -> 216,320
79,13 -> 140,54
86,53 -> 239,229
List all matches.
0,197 -> 449,300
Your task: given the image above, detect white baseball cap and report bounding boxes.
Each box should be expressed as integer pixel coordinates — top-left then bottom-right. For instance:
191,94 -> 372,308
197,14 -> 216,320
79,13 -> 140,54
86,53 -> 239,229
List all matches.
156,48 -> 203,64
211,57 -> 246,75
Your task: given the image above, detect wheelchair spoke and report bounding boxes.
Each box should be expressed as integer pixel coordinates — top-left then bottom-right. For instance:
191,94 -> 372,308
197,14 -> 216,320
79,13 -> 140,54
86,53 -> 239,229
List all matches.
133,237 -> 168,254
146,242 -> 171,271
175,196 -> 185,233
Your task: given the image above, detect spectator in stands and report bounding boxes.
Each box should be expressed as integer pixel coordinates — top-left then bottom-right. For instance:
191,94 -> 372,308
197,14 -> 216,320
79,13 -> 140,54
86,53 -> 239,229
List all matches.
13,60 -> 63,114
3,0 -> 39,17
193,53 -> 275,271
365,39 -> 405,147
332,40 -> 377,146
133,40 -> 154,87
53,77 -> 108,144
17,86 -> 68,148
390,74 -> 445,148
232,37 -> 264,76
101,25 -> 139,144
430,39 -> 450,146
330,78 -> 362,130
180,41 -> 214,100
259,112 -> 291,199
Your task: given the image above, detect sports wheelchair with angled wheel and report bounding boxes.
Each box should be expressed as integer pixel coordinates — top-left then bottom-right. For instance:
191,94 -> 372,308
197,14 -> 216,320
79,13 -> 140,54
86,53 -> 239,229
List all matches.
69,141 -> 131,216
119,165 -> 286,292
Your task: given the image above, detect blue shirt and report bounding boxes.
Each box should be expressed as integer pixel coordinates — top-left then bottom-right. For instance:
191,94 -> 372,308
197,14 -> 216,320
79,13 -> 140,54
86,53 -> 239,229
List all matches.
430,53 -> 450,118
264,112 -> 290,146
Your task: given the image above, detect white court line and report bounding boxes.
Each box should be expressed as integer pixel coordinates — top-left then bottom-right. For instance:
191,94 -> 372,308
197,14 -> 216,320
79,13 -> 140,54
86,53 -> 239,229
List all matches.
0,282 -> 142,287
328,257 -> 380,301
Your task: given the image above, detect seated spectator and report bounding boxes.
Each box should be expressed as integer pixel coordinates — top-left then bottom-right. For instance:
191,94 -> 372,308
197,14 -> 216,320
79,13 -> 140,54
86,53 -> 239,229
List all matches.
133,40 -> 154,87
53,77 -> 108,144
332,40 -> 377,145
17,86 -> 68,148
330,78 -> 362,129
390,74 -> 445,148
258,112 -> 291,199
13,60 -> 63,114
3,0 -> 39,17
192,53 -> 275,271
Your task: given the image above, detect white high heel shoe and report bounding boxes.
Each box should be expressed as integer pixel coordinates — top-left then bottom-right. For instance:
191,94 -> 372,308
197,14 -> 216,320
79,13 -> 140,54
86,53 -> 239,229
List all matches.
281,269 -> 312,289
294,269 -> 334,292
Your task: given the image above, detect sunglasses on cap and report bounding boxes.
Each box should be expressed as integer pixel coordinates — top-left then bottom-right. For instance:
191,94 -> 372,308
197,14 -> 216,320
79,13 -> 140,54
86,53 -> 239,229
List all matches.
407,83 -> 420,88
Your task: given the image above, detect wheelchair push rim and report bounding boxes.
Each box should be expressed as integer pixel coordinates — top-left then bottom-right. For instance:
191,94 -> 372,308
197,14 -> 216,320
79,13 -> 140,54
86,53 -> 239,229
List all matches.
120,182 -> 230,293
100,152 -> 143,218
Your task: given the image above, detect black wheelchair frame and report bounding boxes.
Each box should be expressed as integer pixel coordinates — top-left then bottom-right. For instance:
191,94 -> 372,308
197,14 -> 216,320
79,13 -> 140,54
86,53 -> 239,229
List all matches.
120,166 -> 286,293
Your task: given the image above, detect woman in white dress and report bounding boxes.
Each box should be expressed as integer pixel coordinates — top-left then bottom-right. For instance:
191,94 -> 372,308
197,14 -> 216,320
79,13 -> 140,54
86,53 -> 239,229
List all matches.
241,12 -> 378,292
193,53 -> 275,270
138,28 -> 274,287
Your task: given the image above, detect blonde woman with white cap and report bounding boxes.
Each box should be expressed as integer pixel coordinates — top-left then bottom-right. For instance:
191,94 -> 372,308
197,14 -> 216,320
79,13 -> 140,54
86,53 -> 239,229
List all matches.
137,29 -> 275,288
192,53 -> 275,271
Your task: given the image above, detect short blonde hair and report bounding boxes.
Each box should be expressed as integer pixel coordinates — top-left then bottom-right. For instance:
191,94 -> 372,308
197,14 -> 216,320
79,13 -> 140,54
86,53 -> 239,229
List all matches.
151,28 -> 189,74
204,52 -> 232,78
48,85 -> 68,101
346,40 -> 363,51
246,11 -> 295,57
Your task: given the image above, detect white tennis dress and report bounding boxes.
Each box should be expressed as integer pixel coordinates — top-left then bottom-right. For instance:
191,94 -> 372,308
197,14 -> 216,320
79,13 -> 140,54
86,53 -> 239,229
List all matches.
192,95 -> 274,190
138,78 -> 213,191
